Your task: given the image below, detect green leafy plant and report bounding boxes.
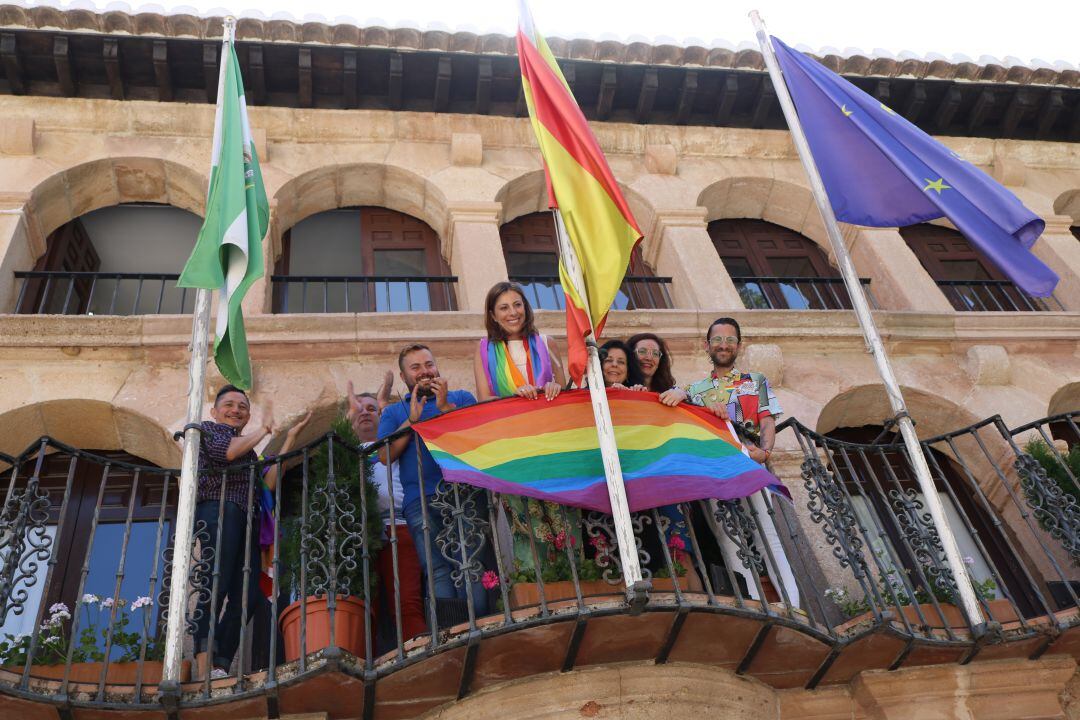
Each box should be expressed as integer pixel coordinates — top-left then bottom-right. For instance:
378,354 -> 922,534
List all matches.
278,417 -> 384,602
1023,438 -> 1080,508
0,595 -> 163,666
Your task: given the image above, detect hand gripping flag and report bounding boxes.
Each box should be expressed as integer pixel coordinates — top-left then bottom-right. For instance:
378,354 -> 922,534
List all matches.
413,389 -> 786,513
517,1 -> 643,383
178,34 -> 269,390
771,37 -> 1058,297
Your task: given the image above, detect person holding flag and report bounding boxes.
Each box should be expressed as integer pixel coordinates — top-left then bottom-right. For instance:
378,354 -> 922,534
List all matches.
162,17 -> 269,688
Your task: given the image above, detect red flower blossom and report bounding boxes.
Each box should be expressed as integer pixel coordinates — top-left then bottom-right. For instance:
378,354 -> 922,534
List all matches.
481,571 -> 500,590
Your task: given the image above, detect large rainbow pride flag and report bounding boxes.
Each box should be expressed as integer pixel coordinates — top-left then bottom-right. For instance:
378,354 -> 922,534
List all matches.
412,388 -> 785,513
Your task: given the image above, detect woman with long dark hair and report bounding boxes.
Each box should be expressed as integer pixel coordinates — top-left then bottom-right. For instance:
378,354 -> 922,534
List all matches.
627,333 -> 676,392
598,339 -> 646,390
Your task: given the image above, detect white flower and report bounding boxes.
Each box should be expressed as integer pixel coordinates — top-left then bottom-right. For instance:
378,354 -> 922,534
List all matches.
130,596 -> 153,610
48,602 -> 69,615
963,556 -> 975,565
43,634 -> 61,644
99,597 -> 115,609
81,594 -> 99,605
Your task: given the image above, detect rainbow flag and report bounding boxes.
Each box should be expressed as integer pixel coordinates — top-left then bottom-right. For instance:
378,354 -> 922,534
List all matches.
517,1 -> 642,385
413,389 -> 785,513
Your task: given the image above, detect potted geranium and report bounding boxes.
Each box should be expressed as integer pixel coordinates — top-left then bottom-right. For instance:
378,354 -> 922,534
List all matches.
0,594 -> 190,684
277,417 -> 383,662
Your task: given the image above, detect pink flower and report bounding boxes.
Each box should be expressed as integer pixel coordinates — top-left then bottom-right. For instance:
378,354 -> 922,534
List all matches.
589,535 -> 608,549
481,571 -> 500,590
553,531 -> 567,551
667,536 -> 686,552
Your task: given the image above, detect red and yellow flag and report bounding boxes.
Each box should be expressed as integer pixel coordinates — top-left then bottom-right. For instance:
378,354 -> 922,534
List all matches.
516,1 -> 642,384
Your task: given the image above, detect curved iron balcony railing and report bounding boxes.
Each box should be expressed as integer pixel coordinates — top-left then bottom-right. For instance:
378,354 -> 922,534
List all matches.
936,279 -> 1064,312
0,410 -> 1077,716
730,275 -> 877,311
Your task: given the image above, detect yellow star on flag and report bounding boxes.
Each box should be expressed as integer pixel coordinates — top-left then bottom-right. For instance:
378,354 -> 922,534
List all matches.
880,102 -> 896,115
841,104 -> 853,117
923,177 -> 951,194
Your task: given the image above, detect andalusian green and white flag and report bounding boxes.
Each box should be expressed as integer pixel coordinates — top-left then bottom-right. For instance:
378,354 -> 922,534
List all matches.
178,34 -> 268,391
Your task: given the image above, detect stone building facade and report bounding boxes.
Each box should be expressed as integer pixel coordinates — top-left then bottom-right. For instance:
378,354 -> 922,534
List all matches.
1,5 -> 1080,719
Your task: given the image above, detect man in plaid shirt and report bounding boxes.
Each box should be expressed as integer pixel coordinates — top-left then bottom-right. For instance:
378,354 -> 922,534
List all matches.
193,384 -> 274,680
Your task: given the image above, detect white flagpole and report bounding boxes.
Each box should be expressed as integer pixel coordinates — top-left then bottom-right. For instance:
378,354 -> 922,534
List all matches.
552,209 -> 648,602
749,10 -> 985,631
160,17 -> 236,687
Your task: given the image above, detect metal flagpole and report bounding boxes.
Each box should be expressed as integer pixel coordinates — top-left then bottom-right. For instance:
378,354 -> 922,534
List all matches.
552,209 -> 648,603
160,17 -> 236,688
749,10 -> 985,631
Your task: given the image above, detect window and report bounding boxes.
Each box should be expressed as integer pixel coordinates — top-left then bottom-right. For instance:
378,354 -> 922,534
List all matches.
900,224 -> 1057,311
708,219 -> 870,310
0,451 -> 175,658
826,427 -> 1041,617
498,212 -> 671,310
273,207 -> 457,313
16,204 -> 202,315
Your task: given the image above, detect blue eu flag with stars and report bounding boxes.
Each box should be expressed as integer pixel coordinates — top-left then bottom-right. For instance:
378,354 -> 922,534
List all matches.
771,37 -> 1059,298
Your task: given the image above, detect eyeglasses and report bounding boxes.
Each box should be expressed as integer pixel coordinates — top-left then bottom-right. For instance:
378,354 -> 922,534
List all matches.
634,348 -> 663,359
708,336 -> 740,347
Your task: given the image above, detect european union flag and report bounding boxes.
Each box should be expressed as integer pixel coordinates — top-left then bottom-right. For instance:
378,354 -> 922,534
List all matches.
771,37 -> 1059,297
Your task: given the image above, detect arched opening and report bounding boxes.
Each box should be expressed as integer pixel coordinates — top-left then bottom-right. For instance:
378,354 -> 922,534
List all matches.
16,203 -> 203,316
498,211 -> 671,311
272,207 -> 456,313
824,425 -> 1042,618
708,219 -> 873,310
899,224 -> 1059,312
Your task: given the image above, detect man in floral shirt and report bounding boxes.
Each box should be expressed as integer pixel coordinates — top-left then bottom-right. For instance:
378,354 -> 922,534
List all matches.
659,317 -> 780,464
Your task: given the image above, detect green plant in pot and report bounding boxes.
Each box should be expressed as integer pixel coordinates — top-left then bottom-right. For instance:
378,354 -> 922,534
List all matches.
277,417 -> 384,662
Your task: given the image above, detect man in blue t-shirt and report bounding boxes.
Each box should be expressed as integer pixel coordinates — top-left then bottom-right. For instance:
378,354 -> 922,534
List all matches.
378,343 -> 486,618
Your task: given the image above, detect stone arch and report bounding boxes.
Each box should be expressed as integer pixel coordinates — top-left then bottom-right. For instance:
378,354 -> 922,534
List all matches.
271,163 -> 451,264
0,400 -> 180,469
1048,383 -> 1080,417
696,175 -> 836,256
492,168 -> 658,249
23,156 -> 207,254
1053,188 -> 1080,224
815,383 -> 983,439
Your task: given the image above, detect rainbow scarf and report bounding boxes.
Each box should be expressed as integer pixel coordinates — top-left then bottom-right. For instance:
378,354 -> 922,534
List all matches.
480,334 -> 553,398
413,388 -> 786,513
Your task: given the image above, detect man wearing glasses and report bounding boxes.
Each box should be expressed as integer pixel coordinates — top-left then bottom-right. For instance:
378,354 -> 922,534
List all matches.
659,317 -> 780,463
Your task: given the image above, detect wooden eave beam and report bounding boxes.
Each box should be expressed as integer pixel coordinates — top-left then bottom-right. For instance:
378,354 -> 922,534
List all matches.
1001,87 -> 1034,137
248,44 -> 265,105
751,77 -> 776,128
1069,100 -> 1080,142
874,79 -> 890,106
595,64 -> 616,120
343,49 -> 358,109
203,42 -> 217,104
966,88 -> 994,134
0,32 -> 24,95
636,68 -> 658,123
934,85 -> 962,131
476,57 -> 492,114
298,47 -> 312,107
152,40 -> 172,102
53,35 -> 75,97
1036,89 -> 1063,139
103,38 -> 123,101
676,70 -> 697,125
715,73 -> 739,125
902,82 -> 926,123
434,55 -> 451,112
388,52 -> 403,110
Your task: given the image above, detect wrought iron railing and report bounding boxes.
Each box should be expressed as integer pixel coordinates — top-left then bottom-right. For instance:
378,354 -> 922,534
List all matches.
0,410 -> 1077,713
508,275 -> 673,311
14,271 -> 193,315
270,275 -> 458,313
730,276 -> 877,310
937,279 -> 1064,312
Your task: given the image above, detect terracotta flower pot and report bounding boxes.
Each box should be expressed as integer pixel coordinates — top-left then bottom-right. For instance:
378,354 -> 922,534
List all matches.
836,598 -> 1018,634
12,660 -> 190,684
509,577 -> 687,609
279,595 -> 371,662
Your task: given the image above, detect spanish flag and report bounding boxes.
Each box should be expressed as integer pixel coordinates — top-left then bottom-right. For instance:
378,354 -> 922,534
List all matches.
517,1 -> 642,384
